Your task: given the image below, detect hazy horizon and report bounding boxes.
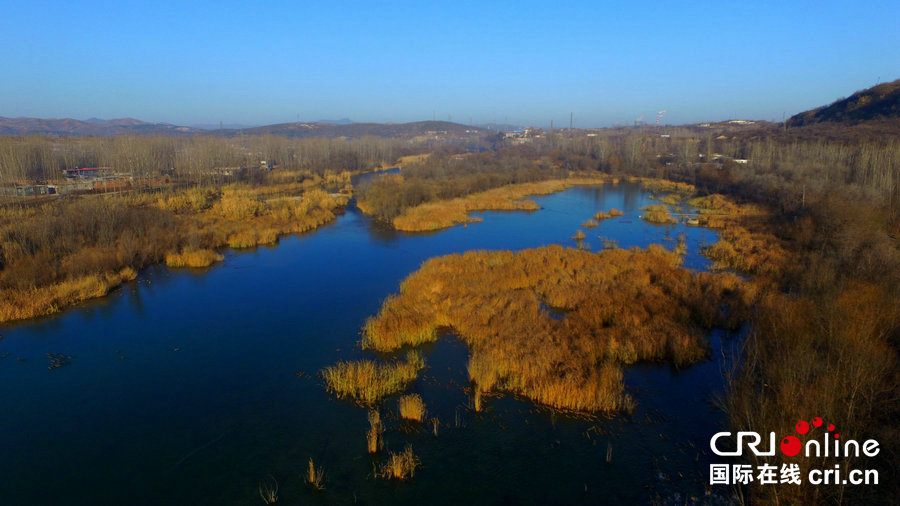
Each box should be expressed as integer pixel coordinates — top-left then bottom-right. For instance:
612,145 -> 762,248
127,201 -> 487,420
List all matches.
2,1 -> 898,128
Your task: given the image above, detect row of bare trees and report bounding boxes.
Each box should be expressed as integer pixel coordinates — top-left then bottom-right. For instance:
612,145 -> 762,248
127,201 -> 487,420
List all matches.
0,134 -> 414,183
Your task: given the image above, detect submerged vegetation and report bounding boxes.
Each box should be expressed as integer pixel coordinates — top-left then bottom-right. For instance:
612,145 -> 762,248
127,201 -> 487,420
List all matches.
362,245 -> 752,412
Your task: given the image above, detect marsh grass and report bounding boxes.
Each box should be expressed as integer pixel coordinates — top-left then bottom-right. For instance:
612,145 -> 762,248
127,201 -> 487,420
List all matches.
390,177 -> 614,232
258,475 -> 278,504
322,351 -> 425,405
593,208 -> 624,221
0,267 -> 137,322
398,394 -> 426,422
639,178 -> 696,195
658,194 -> 683,205
366,410 -> 383,454
361,245 -> 751,413
581,218 -> 599,228
0,183 -> 345,323
641,204 -> 677,224
306,458 -> 325,490
379,445 -> 420,480
164,249 -> 224,268
685,194 -> 787,279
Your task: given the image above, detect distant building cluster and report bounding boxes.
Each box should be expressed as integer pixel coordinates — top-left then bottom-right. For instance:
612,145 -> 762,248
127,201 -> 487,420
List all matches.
502,127 -> 541,144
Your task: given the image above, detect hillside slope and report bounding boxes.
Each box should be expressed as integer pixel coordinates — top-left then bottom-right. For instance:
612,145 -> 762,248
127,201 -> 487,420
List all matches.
787,79 -> 900,126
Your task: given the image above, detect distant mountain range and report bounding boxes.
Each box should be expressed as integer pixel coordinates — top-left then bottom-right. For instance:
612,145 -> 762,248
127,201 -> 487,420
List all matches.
788,79 -> 900,127
0,117 -> 486,139
0,117 -> 200,136
217,120 -> 486,139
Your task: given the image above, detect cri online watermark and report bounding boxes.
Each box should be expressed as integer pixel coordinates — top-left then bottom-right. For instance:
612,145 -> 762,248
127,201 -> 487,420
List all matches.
707,417 -> 879,486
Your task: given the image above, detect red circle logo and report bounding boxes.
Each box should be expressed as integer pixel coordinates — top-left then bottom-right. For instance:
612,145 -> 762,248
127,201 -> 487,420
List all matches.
781,436 -> 802,457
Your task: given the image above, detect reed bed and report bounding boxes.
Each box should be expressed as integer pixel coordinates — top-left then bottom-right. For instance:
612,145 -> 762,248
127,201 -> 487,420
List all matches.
366,410 -> 383,453
638,178 -> 697,195
593,208 -> 625,221
391,176 -> 614,232
258,475 -> 278,504
0,268 -> 137,322
306,458 -> 325,490
362,245 -> 752,413
0,183 -> 346,323
321,351 -> 425,405
379,445 -> 420,480
398,394 -> 426,422
704,226 -> 789,277
164,249 -> 224,268
686,193 -> 787,279
641,204 -> 677,224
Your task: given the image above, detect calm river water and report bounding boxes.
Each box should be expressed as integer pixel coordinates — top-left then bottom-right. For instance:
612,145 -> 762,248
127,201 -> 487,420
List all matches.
0,181 -> 738,505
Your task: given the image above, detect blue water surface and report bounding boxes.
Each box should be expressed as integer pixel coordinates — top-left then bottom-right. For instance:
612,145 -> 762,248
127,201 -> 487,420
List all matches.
0,182 -> 738,505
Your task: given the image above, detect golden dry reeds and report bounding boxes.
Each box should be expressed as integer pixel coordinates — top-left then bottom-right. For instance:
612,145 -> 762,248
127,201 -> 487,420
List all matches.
379,445 -> 420,480
360,245 -> 752,413
639,178 -> 696,195
398,394 -> 426,422
683,193 -> 787,279
164,249 -> 224,268
366,410 -> 383,454
0,182 -> 346,323
390,177 -> 613,232
0,268 -> 137,322
321,351 -> 425,405
703,226 -> 788,277
258,475 -> 278,504
306,458 -> 325,490
593,207 -> 625,221
640,204 -> 677,224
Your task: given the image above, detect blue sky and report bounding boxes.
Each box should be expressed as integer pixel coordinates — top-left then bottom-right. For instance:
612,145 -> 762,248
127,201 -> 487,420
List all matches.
1,0 -> 898,127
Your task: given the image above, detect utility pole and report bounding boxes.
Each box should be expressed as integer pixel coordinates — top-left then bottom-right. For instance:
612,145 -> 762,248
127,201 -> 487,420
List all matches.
570,112 -> 573,130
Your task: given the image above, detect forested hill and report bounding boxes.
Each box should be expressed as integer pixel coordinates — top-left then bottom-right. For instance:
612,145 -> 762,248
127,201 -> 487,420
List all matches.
787,79 -> 900,127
